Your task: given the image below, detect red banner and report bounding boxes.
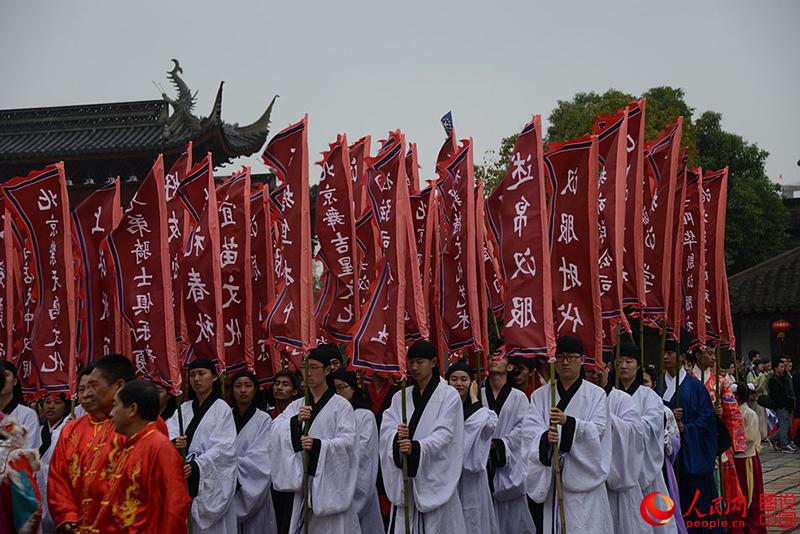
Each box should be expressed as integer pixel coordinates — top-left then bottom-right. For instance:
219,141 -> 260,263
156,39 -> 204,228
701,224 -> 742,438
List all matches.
103,156 -> 180,392
2,163 -> 76,396
701,167 -> 729,345
0,201 -> 12,364
349,135 -> 372,219
164,144 -> 192,346
435,139 -> 482,357
482,226 -> 505,315
620,100 -> 647,311
315,135 -> 359,342
405,143 -> 421,193
348,132 -> 408,377
642,118 -> 683,325
216,168 -> 254,372
667,152 -> 689,340
262,116 -> 314,353
486,117 -> 556,360
545,135 -> 603,368
592,108 -> 630,352
409,187 -> 436,344
250,186 -> 278,385
8,218 -> 35,394
71,179 -> 122,364
682,168 -> 707,349
177,155 -> 225,368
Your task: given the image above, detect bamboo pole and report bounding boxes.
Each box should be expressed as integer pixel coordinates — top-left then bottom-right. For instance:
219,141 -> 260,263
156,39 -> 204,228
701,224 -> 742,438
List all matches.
303,357 -> 310,534
401,378 -> 410,534
715,345 -> 726,523
177,373 -> 192,534
550,361 -> 567,534
615,323 -> 621,389
476,352 -> 483,403
675,338 -> 680,488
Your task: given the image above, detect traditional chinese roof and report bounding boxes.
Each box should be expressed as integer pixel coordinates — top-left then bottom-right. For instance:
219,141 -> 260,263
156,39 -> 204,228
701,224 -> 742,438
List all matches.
728,246 -> 800,315
0,60 -> 277,187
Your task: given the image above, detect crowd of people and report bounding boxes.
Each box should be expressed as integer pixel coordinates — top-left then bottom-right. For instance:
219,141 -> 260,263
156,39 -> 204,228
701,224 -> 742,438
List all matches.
0,337 -> 795,534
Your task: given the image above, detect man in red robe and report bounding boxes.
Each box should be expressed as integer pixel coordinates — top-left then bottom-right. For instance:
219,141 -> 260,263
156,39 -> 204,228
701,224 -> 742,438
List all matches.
47,354 -> 165,533
82,380 -> 190,533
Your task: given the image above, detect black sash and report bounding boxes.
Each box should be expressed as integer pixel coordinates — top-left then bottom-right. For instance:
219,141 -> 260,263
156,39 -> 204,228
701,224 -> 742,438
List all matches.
556,378 -> 582,411
185,394 -> 219,449
232,403 -> 258,435
486,380 -> 512,416
408,378 -> 438,439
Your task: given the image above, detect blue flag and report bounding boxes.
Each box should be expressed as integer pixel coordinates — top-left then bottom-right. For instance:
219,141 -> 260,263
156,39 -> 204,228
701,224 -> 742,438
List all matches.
441,111 -> 453,135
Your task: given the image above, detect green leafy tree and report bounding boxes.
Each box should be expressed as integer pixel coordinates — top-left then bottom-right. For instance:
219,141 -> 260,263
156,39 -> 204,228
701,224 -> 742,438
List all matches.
477,87 -> 788,274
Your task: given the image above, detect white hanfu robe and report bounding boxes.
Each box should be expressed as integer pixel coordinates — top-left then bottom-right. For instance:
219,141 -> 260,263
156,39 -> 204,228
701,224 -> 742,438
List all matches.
269,390 -> 360,534
234,407 -> 277,534
633,385 -> 679,534
352,408 -> 383,534
524,378 -> 613,534
37,418 -> 68,534
167,397 -> 238,534
459,402 -> 498,533
5,402 -> 41,450
604,388 -> 649,534
380,380 -> 466,534
483,383 -> 536,534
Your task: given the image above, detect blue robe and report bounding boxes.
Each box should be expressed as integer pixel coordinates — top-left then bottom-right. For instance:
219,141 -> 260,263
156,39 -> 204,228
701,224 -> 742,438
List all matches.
658,371 -> 722,534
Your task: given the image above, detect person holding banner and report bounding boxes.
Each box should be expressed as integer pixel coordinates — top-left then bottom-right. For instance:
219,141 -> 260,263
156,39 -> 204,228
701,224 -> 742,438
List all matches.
446,362 -> 498,534
48,354 -> 135,534
269,348 -> 360,534
658,341 -> 722,534
524,335 -> 614,534
36,393 -> 70,534
0,361 -> 41,450
483,353 -> 536,534
332,368 -> 384,534
380,339 -> 466,533
167,358 -> 237,534
230,370 -> 276,534
601,351 -> 649,534
616,344 -> 681,534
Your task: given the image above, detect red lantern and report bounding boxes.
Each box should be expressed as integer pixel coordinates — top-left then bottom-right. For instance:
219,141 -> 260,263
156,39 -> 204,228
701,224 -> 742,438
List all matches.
772,319 -> 792,340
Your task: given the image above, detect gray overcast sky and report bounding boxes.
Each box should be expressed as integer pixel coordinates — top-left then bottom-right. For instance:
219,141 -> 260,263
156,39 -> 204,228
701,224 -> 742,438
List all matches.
2,0 -> 798,184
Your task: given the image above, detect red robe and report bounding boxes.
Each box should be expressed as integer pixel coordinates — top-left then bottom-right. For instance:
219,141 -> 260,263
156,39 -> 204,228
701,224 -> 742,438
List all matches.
89,421 -> 191,533
47,414 -> 168,531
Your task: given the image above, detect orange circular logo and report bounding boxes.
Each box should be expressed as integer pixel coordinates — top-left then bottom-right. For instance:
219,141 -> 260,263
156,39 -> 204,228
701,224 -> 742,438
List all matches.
640,492 -> 675,526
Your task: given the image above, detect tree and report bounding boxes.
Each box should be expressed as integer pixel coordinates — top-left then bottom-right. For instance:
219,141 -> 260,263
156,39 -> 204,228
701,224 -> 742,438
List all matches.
477,86 -> 788,274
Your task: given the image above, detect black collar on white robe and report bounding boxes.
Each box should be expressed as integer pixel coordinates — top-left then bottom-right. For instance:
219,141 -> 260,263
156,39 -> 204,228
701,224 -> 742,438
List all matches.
409,377 -> 439,439
185,393 -> 219,449
463,400 -> 482,421
556,377 -> 583,411
485,380 -> 512,416
620,379 -> 641,397
232,403 -> 258,434
307,387 -> 335,430
1,398 -> 18,416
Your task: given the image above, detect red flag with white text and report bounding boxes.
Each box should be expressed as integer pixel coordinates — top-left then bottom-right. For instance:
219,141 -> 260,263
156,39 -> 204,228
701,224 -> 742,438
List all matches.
642,118 -> 683,326
620,100 -> 647,313
486,117 -> 556,360
71,179 -> 122,364
2,163 -> 76,396
682,168 -> 707,349
262,116 -> 315,354
177,155 -> 225,369
103,156 -> 181,392
545,135 -> 603,368
701,167 -> 729,346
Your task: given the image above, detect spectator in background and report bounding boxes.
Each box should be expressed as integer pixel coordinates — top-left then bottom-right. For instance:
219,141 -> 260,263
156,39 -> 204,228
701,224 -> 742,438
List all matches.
768,358 -> 795,452
732,381 -> 767,534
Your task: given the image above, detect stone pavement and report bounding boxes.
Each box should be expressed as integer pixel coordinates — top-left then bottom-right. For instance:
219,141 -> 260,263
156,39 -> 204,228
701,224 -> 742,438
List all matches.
760,444 -> 800,533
